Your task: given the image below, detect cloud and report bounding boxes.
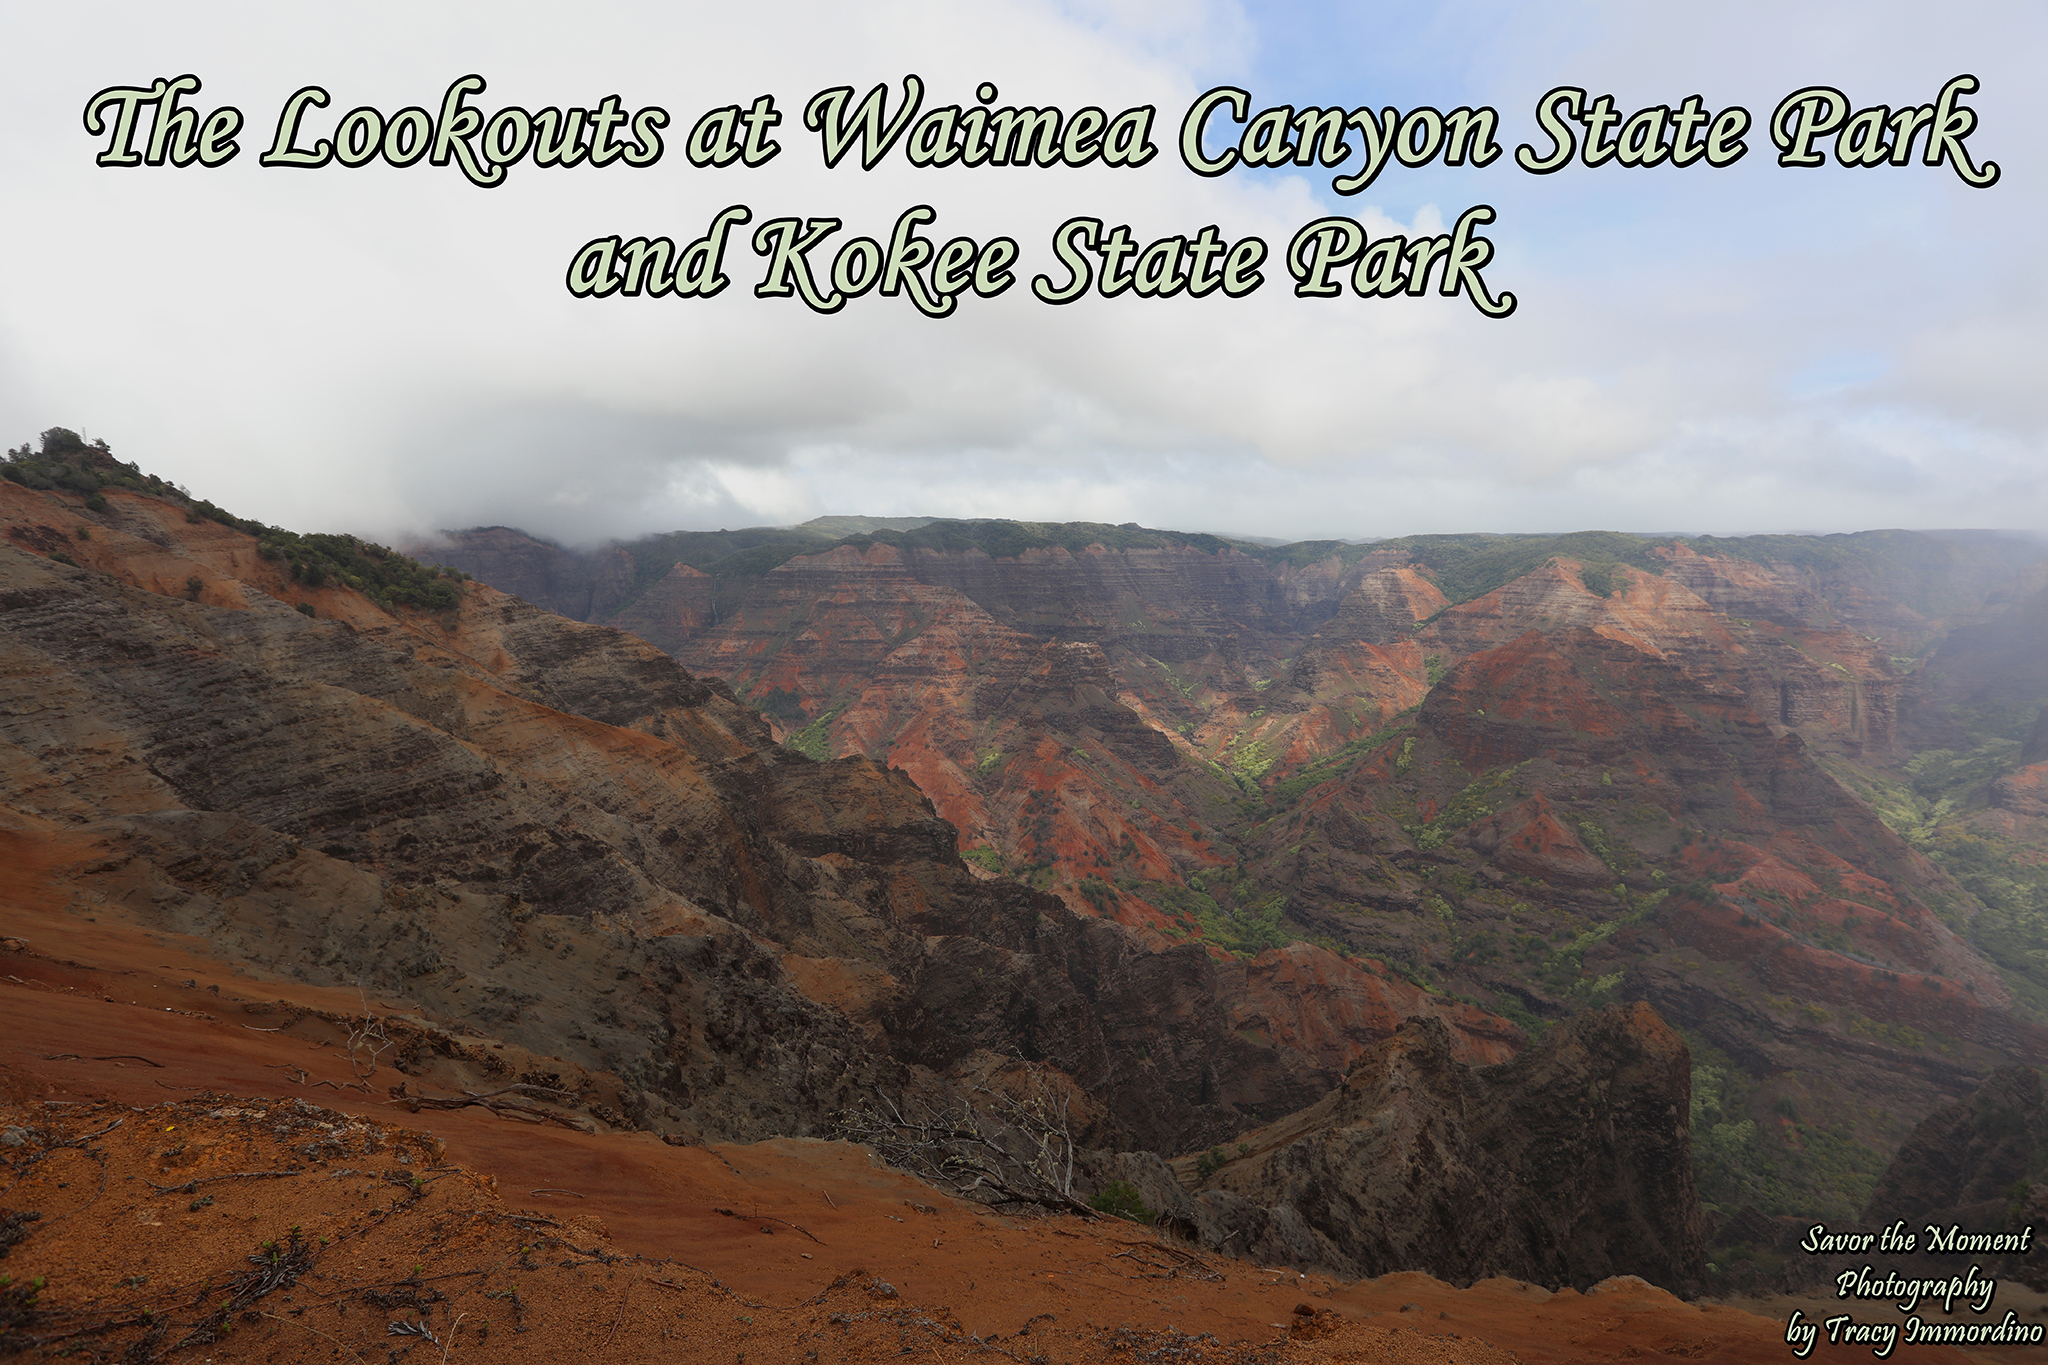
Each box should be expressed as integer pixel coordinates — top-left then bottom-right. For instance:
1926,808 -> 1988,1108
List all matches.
0,0 -> 2041,545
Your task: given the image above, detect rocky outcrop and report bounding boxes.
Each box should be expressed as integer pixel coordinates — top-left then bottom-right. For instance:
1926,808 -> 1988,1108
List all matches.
1865,1064 -> 2048,1226
608,561 -> 716,655
666,542 -> 1251,924
1134,1004 -> 1704,1293
1991,762 -> 2048,818
1465,793 -> 1613,887
1417,560 -> 1901,756
1326,566 -> 1448,645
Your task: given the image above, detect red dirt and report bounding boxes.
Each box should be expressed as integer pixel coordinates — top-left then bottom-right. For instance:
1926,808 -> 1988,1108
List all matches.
0,895 -> 2005,1363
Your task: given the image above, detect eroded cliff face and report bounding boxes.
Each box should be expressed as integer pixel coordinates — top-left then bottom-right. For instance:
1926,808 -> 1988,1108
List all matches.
669,543 -> 1241,925
1,480 -> 1523,1157
1412,559 -> 1902,756
1105,1005 -> 1704,1293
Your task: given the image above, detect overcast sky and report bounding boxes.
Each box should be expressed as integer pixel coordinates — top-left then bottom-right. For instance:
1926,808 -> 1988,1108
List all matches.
2,1 -> 2042,545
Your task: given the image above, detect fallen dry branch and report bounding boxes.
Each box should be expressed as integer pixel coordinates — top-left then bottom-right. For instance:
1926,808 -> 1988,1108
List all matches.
1110,1241 -> 1223,1281
388,1082 -> 587,1130
278,1063 -> 358,1092
144,1168 -> 301,1195
714,1206 -> 826,1246
1117,1238 -> 1217,1269
258,1312 -> 370,1365
604,1277 -> 631,1347
39,1053 -> 163,1067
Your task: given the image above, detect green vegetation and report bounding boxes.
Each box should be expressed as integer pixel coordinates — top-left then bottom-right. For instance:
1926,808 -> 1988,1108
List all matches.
4,427 -> 169,499
255,530 -> 467,610
856,518 -> 1242,560
1077,874 -> 1120,912
1087,1180 -> 1155,1223
1227,735 -> 1277,781
753,686 -> 808,728
1440,764 -> 1521,831
959,846 -> 1005,875
1537,888 -> 1667,993
783,706 -> 843,761
1263,713 -> 1419,811
1403,765 -> 1526,852
1687,1035 -> 1886,1222
1573,816 -> 1635,872
1144,878 -> 1299,957
1830,709 -> 2048,1022
0,1272 -> 46,1343
1348,531 -> 1670,604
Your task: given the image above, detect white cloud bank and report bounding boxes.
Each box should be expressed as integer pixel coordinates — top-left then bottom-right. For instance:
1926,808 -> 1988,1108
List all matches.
0,0 -> 2041,544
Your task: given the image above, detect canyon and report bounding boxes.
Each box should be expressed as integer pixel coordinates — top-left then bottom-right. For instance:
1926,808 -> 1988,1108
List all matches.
3,431 -> 2047,1358
418,512 -> 2048,1258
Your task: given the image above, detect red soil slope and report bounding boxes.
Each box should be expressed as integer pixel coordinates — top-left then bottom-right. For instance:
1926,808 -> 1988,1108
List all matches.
1,895 -> 1999,1363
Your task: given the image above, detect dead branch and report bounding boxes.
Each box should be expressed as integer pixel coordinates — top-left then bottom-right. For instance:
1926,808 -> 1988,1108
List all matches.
144,1169 -> 301,1195
260,1311 -> 369,1365
604,1277 -> 631,1348
387,1081 -> 587,1130
714,1206 -> 826,1245
829,1062 -> 1100,1220
346,986 -> 395,1080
